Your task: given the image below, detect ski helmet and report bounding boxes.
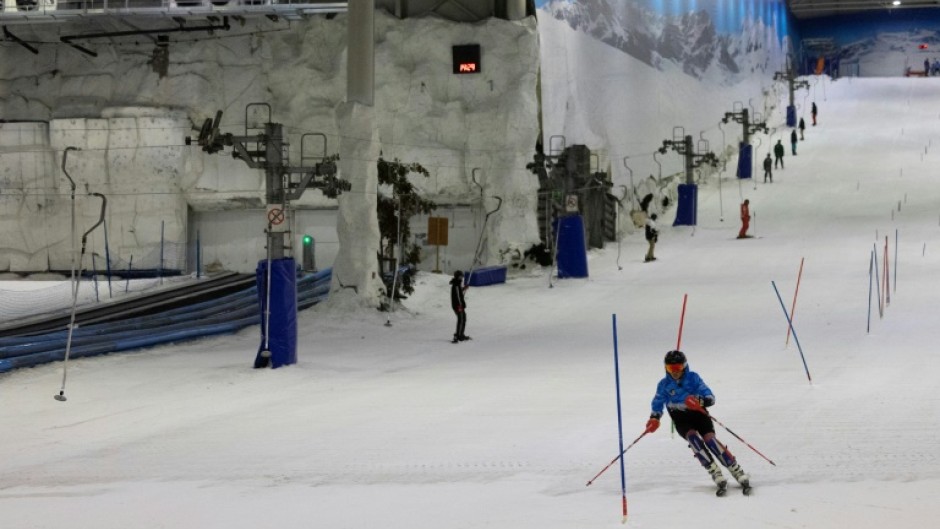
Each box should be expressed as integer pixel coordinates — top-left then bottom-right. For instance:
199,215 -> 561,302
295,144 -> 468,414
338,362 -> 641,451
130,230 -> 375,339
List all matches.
664,350 -> 686,365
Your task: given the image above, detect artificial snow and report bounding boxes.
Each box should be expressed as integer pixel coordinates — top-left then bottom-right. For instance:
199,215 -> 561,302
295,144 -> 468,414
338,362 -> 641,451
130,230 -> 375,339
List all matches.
1,77 -> 939,528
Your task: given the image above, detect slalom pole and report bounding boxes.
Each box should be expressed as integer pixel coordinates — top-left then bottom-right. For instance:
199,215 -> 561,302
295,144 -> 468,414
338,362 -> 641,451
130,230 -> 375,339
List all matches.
610,314 -> 629,523
873,243 -> 883,318
585,430 -> 648,487
771,281 -> 812,384
884,236 -> 889,306
894,229 -> 898,293
676,293 -> 688,350
671,293 -> 688,438
785,257 -> 805,346
867,250 -> 874,334
707,412 -> 776,466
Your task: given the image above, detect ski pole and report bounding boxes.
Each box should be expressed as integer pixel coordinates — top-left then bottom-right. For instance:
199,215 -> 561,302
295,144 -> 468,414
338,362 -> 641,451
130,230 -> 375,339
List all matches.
708,412 -> 776,466
585,430 -> 649,487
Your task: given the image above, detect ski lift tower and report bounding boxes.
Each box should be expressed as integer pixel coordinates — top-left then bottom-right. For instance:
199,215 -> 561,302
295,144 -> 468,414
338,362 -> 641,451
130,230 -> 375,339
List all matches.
774,62 -> 810,127
657,127 -> 719,226
722,103 -> 769,179
193,103 -> 350,368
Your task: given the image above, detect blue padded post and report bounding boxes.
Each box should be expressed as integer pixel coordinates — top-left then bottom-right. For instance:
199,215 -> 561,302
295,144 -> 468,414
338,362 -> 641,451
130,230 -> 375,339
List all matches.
254,257 -> 298,368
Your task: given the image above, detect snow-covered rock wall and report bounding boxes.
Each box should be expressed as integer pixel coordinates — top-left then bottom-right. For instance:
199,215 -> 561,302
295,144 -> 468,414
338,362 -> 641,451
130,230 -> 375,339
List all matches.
0,11 -> 541,274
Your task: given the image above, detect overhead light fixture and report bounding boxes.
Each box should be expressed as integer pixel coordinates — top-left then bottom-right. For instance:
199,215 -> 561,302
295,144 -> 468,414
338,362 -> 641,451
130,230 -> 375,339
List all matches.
893,1 -> 901,5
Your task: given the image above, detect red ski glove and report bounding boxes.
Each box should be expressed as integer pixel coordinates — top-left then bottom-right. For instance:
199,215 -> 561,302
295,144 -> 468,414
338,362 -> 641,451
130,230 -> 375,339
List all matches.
684,395 -> 706,413
645,417 -> 660,433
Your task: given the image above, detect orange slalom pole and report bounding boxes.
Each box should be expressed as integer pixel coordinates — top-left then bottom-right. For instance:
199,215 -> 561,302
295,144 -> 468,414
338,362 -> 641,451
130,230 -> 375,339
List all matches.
785,258 -> 805,346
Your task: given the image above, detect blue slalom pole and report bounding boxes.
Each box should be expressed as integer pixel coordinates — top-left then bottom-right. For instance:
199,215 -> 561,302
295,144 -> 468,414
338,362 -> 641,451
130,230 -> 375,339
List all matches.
771,281 -> 812,384
867,250 -> 874,334
873,243 -> 883,318
611,314 -> 628,522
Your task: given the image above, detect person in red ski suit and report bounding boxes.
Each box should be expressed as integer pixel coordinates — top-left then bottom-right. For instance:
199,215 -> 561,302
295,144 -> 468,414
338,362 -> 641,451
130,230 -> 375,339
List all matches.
738,199 -> 750,239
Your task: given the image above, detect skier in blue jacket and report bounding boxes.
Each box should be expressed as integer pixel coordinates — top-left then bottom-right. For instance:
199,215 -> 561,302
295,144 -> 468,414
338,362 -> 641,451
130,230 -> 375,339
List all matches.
644,350 -> 749,492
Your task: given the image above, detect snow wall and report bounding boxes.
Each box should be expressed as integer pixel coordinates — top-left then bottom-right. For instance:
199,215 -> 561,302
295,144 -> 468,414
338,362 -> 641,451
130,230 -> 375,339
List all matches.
0,11 -> 541,276
2,0 -> 804,278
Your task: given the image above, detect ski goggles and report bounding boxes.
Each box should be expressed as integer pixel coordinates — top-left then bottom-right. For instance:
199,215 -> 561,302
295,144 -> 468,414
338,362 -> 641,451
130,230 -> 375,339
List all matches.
665,363 -> 686,375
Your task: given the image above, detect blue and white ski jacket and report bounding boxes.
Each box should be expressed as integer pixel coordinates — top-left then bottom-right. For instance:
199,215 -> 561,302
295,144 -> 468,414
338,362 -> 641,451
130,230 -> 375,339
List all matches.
650,367 -> 715,418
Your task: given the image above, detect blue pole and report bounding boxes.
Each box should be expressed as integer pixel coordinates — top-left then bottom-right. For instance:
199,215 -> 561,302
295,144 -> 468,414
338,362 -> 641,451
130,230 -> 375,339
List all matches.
771,281 -> 812,384
611,314 -> 628,522
873,243 -> 883,317
867,250 -> 873,334
103,217 -> 112,299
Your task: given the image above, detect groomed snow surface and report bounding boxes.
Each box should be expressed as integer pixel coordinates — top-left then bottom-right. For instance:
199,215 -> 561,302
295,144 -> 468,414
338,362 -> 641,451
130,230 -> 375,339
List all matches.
2,77 -> 940,527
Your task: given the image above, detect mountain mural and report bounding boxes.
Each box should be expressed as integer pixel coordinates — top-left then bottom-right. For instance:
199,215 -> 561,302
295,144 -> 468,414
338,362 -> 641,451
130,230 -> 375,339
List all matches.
540,0 -> 779,82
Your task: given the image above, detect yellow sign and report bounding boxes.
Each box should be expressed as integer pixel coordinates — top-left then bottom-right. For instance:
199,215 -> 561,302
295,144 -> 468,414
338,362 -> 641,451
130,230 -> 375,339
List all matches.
427,217 -> 449,246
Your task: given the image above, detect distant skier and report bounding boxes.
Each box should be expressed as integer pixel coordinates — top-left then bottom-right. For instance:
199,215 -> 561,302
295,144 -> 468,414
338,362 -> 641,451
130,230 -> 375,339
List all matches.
811,102 -> 818,126
773,140 -> 784,169
763,153 -> 773,183
790,129 -> 798,155
644,350 -> 750,495
798,117 -> 806,140
738,199 -> 751,239
644,213 -> 659,262
450,270 -> 470,343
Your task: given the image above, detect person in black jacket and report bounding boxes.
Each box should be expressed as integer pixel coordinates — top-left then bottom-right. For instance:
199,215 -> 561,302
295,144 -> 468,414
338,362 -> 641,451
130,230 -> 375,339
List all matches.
450,270 -> 470,343
773,140 -> 785,169
762,153 -> 773,183
790,129 -> 798,156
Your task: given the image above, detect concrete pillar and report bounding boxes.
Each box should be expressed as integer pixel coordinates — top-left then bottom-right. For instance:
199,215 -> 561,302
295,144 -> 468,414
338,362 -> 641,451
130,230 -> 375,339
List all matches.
347,0 -> 374,106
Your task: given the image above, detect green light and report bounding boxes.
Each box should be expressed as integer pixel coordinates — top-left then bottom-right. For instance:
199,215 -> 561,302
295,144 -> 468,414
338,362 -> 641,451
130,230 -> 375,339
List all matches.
303,235 -> 313,245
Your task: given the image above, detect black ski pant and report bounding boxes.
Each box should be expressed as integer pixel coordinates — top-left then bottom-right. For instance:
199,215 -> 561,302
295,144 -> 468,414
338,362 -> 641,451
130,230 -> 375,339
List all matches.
454,309 -> 467,338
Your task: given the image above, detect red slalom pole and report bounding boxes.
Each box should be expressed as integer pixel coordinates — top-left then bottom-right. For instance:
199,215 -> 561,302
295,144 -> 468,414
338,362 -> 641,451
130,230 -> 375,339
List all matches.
785,257 -> 805,346
676,293 -> 688,350
585,430 -> 649,487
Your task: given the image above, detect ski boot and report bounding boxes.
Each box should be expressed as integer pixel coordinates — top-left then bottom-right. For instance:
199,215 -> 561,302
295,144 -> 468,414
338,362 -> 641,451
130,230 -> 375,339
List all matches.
707,462 -> 728,496
728,463 -> 751,495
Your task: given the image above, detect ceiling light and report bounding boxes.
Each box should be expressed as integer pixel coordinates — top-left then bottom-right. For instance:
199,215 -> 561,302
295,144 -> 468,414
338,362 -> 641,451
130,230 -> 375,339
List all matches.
893,1 -> 901,5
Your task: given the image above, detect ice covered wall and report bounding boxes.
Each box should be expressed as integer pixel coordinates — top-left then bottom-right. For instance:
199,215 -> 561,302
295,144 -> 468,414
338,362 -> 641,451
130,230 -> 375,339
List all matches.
0,11 -> 541,277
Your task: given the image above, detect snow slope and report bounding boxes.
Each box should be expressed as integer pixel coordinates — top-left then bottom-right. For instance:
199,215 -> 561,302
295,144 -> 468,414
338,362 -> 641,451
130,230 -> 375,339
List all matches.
1,77 -> 940,528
